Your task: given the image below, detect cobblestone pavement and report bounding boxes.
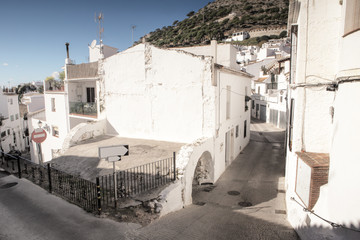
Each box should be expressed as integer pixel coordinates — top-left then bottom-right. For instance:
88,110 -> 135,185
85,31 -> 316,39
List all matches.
133,120 -> 299,240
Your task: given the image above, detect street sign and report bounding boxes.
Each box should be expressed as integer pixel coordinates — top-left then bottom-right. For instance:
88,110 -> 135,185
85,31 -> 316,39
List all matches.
98,145 -> 129,159
108,156 -> 121,162
31,128 -> 47,143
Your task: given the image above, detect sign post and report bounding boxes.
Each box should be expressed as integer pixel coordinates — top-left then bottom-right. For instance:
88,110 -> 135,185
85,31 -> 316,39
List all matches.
98,145 -> 129,208
31,128 -> 47,164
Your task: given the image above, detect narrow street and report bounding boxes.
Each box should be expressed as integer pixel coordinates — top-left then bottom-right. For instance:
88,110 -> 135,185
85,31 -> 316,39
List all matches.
134,119 -> 299,239
0,120 -> 299,240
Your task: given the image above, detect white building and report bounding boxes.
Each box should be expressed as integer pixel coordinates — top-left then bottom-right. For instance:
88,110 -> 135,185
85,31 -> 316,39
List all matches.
36,40 -> 252,209
0,89 -> 25,153
285,0 -> 360,239
224,31 -> 250,42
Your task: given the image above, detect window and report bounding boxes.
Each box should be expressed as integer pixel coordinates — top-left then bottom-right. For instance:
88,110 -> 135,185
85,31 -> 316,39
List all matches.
9,98 -> 13,105
52,126 -> 59,137
244,120 -> 247,138
1,131 -> 5,138
10,115 -> 14,121
290,25 -> 298,84
226,86 -> 231,120
252,100 -> 255,109
258,86 -> 260,94
51,98 -> 56,112
344,0 -> 360,37
15,114 -> 19,120
236,125 -> 239,138
289,99 -> 295,151
7,129 -> 10,135
86,87 -> 95,103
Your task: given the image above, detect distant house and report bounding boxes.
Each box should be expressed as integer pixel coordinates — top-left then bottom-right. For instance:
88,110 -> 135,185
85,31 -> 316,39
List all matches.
0,89 -> 25,153
285,1 -> 360,239
224,31 -> 250,42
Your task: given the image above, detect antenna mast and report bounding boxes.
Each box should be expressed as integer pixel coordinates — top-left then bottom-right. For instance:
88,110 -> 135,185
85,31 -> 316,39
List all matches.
131,25 -> 136,44
95,12 -> 104,56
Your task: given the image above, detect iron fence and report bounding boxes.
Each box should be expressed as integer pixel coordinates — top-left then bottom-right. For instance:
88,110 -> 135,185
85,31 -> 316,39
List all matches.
0,151 -> 97,212
0,150 -> 177,214
99,155 -> 176,210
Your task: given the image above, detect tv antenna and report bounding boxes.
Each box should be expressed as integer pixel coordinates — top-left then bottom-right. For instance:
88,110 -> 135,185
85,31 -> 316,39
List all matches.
95,12 -> 104,55
131,25 -> 136,43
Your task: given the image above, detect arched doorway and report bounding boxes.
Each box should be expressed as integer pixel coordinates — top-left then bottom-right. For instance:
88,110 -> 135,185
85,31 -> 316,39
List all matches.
192,151 -> 214,204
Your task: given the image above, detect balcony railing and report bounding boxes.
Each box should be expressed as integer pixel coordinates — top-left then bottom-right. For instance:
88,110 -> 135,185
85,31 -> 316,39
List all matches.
69,102 -> 97,117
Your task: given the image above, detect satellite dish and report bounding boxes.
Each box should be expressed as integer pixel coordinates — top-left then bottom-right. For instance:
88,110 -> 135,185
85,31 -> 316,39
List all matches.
90,40 -> 97,48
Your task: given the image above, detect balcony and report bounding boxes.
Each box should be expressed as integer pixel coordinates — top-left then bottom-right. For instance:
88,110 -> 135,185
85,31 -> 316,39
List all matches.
69,102 -> 97,118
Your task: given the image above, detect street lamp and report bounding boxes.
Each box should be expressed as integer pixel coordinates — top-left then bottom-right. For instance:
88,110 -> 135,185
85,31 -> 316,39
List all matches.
38,120 -> 43,128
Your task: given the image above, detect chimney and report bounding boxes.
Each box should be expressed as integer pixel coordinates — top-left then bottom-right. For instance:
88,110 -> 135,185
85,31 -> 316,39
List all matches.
65,42 -> 70,58
211,40 -> 217,64
65,42 -> 71,64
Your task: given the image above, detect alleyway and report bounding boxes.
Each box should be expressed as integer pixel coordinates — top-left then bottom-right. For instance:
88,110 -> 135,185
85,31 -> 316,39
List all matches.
133,119 -> 299,239
0,120 -> 299,240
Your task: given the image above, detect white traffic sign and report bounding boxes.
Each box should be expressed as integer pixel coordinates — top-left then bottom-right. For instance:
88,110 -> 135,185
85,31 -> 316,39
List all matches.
98,145 -> 129,159
108,156 -> 121,162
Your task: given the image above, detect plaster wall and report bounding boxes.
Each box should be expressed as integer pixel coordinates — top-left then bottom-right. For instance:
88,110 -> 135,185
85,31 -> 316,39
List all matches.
174,43 -> 238,69
35,92 -> 69,163
103,44 -> 215,143
24,94 -> 45,113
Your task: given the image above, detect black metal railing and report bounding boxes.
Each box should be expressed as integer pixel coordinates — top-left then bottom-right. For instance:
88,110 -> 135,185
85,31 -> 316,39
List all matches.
69,102 -> 97,116
0,151 -> 97,212
99,155 -> 176,210
0,150 -> 177,214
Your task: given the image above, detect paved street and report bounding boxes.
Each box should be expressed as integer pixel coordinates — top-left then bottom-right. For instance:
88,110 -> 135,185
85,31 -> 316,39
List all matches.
0,120 -> 299,240
134,119 -> 299,240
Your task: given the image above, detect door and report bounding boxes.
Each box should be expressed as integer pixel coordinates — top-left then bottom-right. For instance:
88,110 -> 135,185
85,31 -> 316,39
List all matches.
225,129 -> 234,167
260,105 -> 266,122
86,87 -> 95,103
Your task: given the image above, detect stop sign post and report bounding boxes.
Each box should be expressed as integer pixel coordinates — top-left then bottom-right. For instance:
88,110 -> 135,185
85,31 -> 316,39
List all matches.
31,128 -> 47,164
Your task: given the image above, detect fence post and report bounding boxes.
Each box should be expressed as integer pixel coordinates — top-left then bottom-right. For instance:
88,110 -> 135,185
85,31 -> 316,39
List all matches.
16,156 -> 21,179
96,177 -> 102,215
47,163 -> 52,193
173,152 -> 176,181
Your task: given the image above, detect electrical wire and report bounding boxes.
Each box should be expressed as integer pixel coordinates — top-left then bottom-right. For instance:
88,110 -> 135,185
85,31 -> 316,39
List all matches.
290,197 -> 360,233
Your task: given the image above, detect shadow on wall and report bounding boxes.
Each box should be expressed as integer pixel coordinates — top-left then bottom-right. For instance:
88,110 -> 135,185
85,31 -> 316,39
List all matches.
296,222 -> 360,240
106,119 -> 119,136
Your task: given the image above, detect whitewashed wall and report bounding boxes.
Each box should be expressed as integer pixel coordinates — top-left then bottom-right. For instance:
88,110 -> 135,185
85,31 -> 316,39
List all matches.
285,1 -> 360,239
103,44 -> 215,143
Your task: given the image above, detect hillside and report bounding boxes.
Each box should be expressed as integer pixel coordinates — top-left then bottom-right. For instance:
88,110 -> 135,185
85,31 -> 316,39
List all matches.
140,0 -> 289,47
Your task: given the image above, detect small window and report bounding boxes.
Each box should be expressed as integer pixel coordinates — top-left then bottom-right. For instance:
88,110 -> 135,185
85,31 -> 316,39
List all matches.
236,125 -> 239,138
1,131 -> 5,138
10,115 -> 14,121
289,99 -> 295,151
52,126 -> 59,137
226,86 -> 231,120
15,114 -> 19,120
7,129 -> 10,135
51,98 -> 56,112
9,99 -> 13,105
244,120 -> 247,138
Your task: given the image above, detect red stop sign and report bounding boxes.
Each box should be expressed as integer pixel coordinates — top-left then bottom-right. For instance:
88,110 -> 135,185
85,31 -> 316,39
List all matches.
31,128 -> 47,143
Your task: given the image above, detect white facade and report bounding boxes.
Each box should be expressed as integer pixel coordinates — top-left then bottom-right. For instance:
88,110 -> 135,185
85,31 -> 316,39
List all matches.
89,43 -> 118,62
0,90 -> 24,153
285,1 -> 360,239
224,31 -> 250,42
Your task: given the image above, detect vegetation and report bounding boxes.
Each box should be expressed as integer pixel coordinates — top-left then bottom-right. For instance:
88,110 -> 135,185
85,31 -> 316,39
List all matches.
228,31 -> 287,46
139,0 -> 289,48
